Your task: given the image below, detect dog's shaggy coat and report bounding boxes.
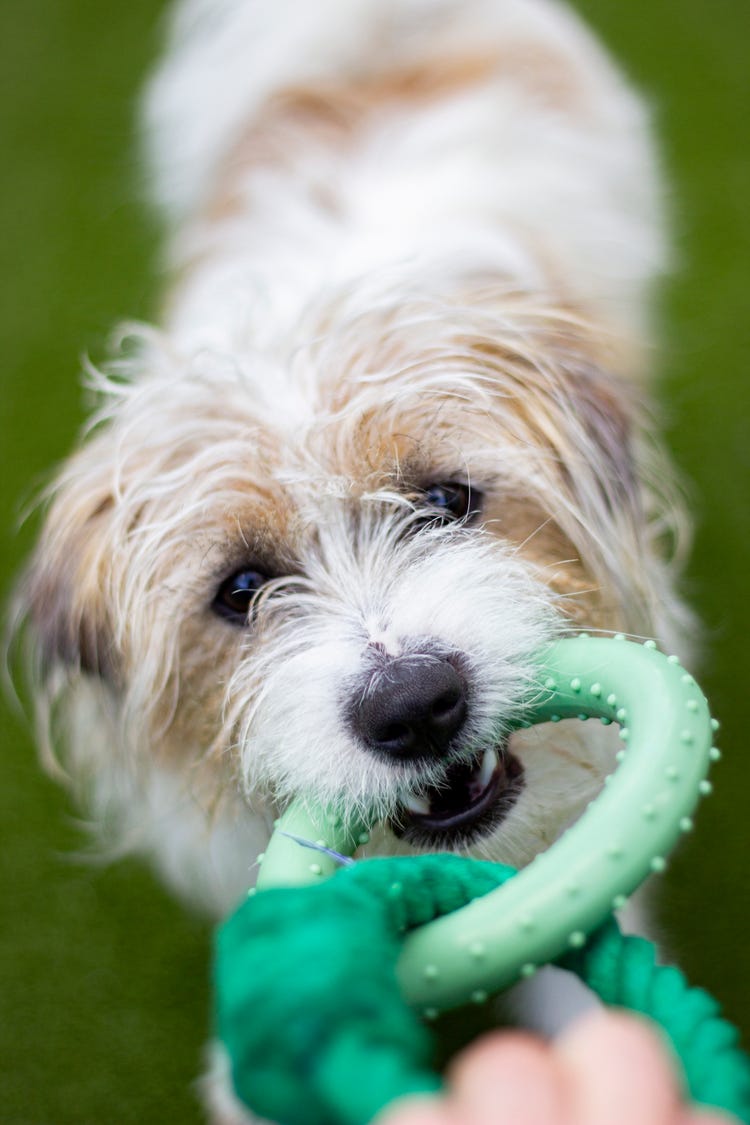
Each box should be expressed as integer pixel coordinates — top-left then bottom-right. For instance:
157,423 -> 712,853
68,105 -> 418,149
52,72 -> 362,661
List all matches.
17,0 -> 692,1119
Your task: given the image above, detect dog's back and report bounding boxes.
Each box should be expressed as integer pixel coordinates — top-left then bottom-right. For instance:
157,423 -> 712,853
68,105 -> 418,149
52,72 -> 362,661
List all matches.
144,0 -> 666,371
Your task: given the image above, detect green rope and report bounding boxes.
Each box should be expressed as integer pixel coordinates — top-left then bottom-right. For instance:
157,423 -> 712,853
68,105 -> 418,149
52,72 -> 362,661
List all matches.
560,923 -> 750,1115
214,855 -> 750,1125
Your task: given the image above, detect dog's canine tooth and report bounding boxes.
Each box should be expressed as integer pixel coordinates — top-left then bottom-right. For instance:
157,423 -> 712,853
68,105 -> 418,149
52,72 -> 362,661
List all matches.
478,746 -> 498,788
402,793 -> 432,816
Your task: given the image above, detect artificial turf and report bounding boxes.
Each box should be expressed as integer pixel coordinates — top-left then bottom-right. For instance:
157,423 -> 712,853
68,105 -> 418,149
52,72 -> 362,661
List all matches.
1,1 -> 748,1121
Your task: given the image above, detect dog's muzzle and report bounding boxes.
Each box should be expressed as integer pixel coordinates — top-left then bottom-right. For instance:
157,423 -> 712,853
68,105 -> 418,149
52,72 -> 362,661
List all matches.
348,646 -> 524,844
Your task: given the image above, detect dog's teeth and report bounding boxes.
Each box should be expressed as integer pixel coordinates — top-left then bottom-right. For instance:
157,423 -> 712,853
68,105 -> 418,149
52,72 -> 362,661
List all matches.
478,747 -> 498,787
403,793 -> 431,816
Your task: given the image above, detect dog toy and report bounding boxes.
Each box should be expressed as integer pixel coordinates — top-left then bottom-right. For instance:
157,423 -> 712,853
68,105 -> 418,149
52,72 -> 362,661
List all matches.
214,637 -> 750,1124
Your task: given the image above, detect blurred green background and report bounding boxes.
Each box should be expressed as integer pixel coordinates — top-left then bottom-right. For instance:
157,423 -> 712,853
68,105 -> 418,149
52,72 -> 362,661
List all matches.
0,1 -> 748,1121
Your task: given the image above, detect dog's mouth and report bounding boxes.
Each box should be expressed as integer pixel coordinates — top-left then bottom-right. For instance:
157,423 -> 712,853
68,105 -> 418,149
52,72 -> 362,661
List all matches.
391,742 -> 524,846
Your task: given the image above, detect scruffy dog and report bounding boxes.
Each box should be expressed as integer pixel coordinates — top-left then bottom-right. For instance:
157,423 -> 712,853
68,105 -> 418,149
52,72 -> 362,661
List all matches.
19,0 -> 691,1119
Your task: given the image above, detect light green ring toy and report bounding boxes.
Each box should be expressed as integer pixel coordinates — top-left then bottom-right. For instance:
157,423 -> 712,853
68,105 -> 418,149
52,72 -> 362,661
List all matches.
257,636 -> 715,1014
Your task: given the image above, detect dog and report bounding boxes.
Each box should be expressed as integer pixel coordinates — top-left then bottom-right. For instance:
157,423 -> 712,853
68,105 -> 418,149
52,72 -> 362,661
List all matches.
17,0 -> 692,1120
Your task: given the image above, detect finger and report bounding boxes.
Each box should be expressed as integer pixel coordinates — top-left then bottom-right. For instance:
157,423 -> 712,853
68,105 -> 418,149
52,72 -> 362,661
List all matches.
447,1030 -> 569,1124
681,1111 -> 744,1125
558,1010 -> 683,1125
375,1094 -> 455,1125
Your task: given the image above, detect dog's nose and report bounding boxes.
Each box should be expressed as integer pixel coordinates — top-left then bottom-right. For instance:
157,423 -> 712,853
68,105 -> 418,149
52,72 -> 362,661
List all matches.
353,655 -> 467,759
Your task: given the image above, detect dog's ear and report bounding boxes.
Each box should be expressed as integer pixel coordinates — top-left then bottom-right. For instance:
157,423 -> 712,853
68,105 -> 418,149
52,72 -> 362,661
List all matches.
464,313 -> 642,514
560,360 -> 639,510
22,437 -> 121,681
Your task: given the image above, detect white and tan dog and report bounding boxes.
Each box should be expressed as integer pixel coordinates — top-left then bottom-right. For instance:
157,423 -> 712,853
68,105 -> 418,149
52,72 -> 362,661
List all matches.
19,0 -> 691,1119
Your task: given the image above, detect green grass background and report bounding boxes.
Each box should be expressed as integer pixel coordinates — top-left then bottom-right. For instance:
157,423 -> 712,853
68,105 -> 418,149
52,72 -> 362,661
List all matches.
1,2 -> 748,1121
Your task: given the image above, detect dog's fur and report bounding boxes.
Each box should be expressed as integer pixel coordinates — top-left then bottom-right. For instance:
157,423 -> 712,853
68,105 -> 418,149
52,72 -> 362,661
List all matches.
16,0 -> 692,1120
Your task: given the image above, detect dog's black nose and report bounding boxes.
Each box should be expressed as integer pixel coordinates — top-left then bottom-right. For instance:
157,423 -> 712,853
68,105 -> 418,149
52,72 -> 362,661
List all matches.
353,655 -> 467,759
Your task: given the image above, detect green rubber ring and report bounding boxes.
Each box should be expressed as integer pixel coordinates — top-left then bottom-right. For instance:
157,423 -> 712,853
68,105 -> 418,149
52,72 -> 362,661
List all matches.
256,637 -> 714,1014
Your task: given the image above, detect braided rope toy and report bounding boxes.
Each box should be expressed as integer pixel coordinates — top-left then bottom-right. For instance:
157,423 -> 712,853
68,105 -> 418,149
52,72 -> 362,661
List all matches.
214,637 -> 750,1124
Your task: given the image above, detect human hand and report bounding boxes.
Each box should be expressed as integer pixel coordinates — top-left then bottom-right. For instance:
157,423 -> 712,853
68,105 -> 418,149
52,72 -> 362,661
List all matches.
378,1010 -> 736,1125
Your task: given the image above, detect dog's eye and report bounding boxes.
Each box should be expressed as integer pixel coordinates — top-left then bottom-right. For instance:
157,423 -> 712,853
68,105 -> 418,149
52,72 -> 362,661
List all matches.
213,568 -> 270,624
423,482 -> 482,522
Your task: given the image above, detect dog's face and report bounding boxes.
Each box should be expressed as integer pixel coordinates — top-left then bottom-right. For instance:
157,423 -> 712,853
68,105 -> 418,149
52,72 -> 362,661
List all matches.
21,287 -> 683,891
